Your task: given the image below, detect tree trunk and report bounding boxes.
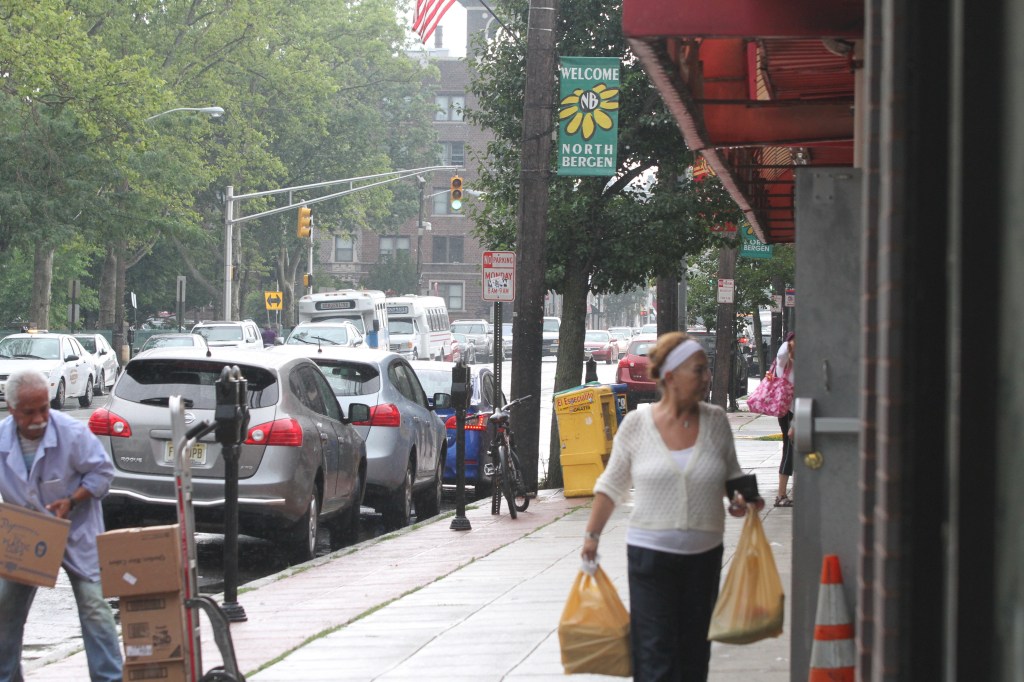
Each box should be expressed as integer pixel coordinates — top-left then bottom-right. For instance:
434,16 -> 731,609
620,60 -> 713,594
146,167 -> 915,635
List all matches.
712,246 -> 737,408
30,244 -> 54,330
656,273 -> 679,332
113,255 -> 127,361
99,248 -> 116,328
752,306 -> 765,378
546,258 -> 589,488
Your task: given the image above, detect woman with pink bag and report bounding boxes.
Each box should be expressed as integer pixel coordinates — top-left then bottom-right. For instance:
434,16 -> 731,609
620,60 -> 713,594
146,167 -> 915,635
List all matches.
774,332 -> 796,506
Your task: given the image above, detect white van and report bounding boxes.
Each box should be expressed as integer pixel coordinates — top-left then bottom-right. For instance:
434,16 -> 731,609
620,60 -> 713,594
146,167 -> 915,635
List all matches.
296,289 -> 389,349
385,295 -> 452,360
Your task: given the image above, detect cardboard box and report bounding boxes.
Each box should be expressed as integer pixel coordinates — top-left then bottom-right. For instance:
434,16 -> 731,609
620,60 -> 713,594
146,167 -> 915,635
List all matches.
120,592 -> 187,663
97,525 -> 183,598
123,660 -> 187,682
0,502 -> 70,588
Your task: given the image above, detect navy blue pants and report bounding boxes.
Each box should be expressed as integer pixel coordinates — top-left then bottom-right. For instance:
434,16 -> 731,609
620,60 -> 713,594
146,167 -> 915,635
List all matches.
627,543 -> 724,682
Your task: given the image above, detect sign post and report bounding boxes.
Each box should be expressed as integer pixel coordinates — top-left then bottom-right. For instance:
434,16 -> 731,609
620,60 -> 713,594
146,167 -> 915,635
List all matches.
264,291 -> 283,311
717,278 -> 735,304
483,251 -> 516,397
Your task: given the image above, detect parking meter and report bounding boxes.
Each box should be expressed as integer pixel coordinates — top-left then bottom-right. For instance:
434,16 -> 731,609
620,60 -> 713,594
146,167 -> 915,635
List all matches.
214,365 -> 249,621
450,361 -> 472,531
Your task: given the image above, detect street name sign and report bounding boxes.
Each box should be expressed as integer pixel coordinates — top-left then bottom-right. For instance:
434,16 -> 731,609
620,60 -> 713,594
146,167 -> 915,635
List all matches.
482,251 -> 516,302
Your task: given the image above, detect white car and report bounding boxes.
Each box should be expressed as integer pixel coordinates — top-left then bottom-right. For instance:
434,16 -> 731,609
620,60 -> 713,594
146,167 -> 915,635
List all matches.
74,333 -> 120,395
0,333 -> 96,409
283,321 -> 364,348
191,319 -> 263,349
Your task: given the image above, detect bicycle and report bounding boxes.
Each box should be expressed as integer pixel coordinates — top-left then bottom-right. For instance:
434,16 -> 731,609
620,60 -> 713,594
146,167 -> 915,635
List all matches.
487,394 -> 533,519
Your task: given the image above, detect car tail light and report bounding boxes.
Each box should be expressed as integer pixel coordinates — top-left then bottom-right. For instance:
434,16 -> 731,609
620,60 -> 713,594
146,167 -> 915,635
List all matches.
88,408 -> 132,438
444,412 -> 491,430
352,403 -> 401,427
245,418 -> 303,446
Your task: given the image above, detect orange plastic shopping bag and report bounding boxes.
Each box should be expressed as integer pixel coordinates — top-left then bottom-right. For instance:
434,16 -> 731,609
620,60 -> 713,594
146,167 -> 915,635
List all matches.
707,509 -> 785,644
558,564 -> 631,676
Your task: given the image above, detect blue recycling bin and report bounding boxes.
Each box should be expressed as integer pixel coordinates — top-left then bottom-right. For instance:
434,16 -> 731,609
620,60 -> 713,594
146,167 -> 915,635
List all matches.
609,383 -> 628,424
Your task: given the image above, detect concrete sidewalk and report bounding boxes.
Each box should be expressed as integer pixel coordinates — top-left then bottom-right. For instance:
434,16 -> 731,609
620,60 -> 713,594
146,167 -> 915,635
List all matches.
27,413 -> 793,681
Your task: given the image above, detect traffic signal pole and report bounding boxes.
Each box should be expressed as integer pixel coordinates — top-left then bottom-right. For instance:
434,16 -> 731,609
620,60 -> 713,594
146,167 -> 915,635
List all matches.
221,165 -> 456,320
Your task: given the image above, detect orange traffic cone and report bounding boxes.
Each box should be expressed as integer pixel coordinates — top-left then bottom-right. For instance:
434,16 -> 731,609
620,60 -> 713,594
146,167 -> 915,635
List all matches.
809,554 -> 855,681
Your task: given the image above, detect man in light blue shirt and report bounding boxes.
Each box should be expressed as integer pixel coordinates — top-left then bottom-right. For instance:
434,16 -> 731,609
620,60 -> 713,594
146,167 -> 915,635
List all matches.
0,369 -> 122,682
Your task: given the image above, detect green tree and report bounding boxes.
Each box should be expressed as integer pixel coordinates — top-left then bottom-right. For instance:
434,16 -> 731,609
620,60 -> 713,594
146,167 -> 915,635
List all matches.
466,0 -> 742,483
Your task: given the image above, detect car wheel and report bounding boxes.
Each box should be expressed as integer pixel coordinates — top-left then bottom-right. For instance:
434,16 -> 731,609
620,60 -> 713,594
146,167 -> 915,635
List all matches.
77,378 -> 94,408
94,370 -> 105,396
381,456 -> 413,530
287,492 -> 319,565
413,451 -> 444,521
329,466 -> 364,550
51,379 -> 66,410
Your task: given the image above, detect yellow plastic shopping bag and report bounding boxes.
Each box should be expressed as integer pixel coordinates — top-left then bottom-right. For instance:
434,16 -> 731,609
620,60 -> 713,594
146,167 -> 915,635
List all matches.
558,564 -> 631,676
707,509 -> 785,644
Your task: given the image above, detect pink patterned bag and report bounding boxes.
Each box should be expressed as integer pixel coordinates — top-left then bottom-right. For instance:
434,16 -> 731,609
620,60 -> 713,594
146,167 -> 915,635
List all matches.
747,360 -> 793,417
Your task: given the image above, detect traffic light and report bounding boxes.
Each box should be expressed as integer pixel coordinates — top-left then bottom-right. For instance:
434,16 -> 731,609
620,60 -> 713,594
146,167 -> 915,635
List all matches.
296,206 -> 312,238
449,175 -> 463,211
303,273 -> 313,288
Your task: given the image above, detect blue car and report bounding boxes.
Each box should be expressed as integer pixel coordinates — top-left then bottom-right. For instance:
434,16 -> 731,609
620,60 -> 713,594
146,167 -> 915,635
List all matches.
410,361 -> 504,497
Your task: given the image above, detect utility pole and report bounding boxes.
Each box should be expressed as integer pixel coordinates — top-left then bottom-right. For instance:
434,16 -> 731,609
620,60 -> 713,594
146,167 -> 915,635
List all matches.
510,0 -> 559,493
712,246 -> 737,408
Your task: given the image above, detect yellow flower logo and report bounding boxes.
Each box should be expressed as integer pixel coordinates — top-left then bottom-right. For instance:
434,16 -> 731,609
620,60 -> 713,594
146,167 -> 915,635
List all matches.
559,83 -> 619,141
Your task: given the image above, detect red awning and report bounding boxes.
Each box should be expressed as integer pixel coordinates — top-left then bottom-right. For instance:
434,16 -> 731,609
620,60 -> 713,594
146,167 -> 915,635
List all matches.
623,0 -> 863,243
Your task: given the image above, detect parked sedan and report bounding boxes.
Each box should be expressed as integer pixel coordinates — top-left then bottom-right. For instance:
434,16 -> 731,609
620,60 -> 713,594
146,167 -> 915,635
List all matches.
0,332 -> 96,409
74,333 -> 120,395
452,332 -> 477,363
283,321 -> 364,348
409,361 -> 504,497
91,348 -> 369,563
583,330 -> 618,364
270,346 -> 447,530
616,333 -> 659,410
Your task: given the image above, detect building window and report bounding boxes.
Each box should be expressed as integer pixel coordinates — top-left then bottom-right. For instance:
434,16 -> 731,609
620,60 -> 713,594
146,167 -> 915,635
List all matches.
334,236 -> 354,262
432,236 -> 464,263
439,141 -> 465,167
435,282 -> 464,311
379,236 -> 410,258
435,95 -> 465,122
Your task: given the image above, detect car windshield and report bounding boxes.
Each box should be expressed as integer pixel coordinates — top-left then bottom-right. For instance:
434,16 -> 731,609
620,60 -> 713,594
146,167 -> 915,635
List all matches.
0,337 -> 61,360
312,360 -> 380,396
195,326 -> 243,342
412,368 -> 460,398
142,336 -> 198,351
76,337 -> 97,353
543,319 -> 560,333
388,319 -> 415,335
116,359 -> 279,409
451,323 -> 483,335
585,331 -> 610,342
627,340 -> 654,357
287,325 -> 352,346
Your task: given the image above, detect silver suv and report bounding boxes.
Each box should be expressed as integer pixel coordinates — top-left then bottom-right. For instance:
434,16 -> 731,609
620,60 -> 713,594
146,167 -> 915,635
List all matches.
450,319 -> 493,361
191,319 -> 263,349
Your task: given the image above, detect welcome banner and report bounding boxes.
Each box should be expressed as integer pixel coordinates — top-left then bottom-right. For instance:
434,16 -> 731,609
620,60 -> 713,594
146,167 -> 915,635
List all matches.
557,57 -> 620,176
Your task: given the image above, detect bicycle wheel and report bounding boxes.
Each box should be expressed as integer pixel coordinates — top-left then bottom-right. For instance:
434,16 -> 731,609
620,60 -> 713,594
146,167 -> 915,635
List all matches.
499,444 -> 517,519
507,448 -> 530,512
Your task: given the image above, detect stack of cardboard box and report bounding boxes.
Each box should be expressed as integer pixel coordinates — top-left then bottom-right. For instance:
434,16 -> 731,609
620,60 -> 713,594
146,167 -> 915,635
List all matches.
97,524 -> 190,682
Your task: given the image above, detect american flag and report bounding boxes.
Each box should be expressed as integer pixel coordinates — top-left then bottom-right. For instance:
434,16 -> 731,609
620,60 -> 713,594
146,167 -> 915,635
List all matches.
413,0 -> 458,43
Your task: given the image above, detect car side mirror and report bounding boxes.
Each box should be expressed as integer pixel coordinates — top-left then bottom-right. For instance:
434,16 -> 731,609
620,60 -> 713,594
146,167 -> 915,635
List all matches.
274,338 -> 284,345
346,402 -> 370,424
98,349 -> 107,356
65,354 -> 80,362
432,392 -> 453,410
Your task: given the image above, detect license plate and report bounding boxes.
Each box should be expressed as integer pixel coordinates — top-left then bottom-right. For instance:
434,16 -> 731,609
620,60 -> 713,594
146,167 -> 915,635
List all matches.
165,442 -> 207,465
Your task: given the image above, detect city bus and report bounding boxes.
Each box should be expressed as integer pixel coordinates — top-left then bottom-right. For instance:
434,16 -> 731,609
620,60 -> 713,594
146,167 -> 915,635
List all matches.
296,289 -> 389,349
385,295 -> 452,360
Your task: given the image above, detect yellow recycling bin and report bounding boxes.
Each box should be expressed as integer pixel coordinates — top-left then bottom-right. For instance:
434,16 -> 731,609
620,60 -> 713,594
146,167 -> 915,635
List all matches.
554,384 -> 619,497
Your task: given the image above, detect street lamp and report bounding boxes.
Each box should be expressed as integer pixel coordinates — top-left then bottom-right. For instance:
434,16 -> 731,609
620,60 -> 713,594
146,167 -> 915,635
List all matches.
145,106 -> 225,122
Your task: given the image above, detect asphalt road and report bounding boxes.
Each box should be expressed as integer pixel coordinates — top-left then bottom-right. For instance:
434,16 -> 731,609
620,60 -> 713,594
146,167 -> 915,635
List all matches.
19,356 -> 622,671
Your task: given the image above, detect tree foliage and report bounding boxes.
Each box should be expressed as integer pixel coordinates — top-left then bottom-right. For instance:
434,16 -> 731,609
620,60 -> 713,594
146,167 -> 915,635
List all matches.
0,0 -> 440,329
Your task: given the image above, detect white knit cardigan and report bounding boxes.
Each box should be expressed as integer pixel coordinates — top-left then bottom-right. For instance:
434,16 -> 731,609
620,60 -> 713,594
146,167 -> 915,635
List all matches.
593,402 -> 744,535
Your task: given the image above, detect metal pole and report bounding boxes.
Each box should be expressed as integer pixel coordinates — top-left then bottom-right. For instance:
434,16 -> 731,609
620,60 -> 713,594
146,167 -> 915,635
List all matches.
417,178 -> 425,294
308,219 -> 314,296
450,362 -> 471,531
224,186 -> 234,320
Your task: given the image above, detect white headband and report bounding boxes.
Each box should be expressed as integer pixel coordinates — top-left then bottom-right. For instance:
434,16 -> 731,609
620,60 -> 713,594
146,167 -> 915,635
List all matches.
662,339 -> 704,374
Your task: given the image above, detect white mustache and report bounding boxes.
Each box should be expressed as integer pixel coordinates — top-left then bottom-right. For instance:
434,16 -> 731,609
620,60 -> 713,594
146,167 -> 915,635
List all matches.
26,422 -> 47,432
